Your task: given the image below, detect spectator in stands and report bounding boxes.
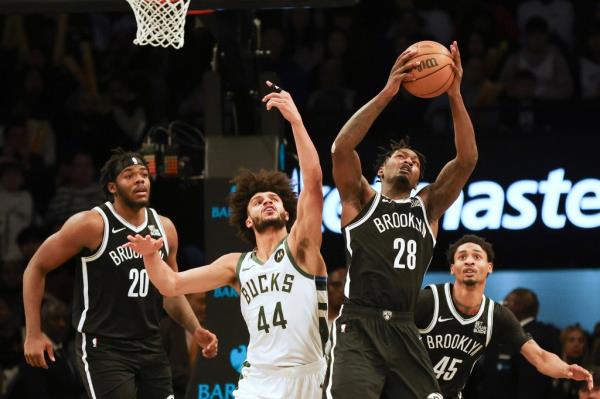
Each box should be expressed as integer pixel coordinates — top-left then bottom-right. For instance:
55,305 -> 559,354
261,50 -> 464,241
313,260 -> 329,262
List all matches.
498,69 -> 540,134
481,287 -> 561,399
7,295 -> 83,399
160,292 -> 208,399
590,322 -> 600,365
15,225 -> 46,264
0,161 -> 34,262
517,0 -> 576,49
552,324 -> 591,399
44,150 -> 104,230
285,8 -> 324,74
307,59 -> 355,115
0,297 -> 22,398
578,26 -> 600,99
561,325 -> 590,365
1,122 -> 52,214
577,366 -> 600,399
321,266 -> 347,398
500,16 -> 574,101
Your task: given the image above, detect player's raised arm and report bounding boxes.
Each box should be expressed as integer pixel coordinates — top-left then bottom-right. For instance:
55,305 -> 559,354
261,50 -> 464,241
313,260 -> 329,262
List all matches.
418,41 -> 478,224
262,82 -> 322,248
124,234 -> 240,296
332,49 -> 418,224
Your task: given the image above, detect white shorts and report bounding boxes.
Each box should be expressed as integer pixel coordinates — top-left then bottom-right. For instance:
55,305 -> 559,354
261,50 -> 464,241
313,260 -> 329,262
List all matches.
233,358 -> 327,399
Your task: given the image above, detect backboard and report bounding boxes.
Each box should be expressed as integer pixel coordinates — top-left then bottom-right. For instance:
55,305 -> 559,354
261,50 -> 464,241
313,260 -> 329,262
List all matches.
0,0 -> 359,14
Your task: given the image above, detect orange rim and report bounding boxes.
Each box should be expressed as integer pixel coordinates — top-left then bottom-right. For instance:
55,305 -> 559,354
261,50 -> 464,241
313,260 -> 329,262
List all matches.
187,8 -> 215,15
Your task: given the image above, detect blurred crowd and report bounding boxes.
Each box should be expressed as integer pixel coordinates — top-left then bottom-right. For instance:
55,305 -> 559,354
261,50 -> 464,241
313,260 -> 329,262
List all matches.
1,0 -> 600,397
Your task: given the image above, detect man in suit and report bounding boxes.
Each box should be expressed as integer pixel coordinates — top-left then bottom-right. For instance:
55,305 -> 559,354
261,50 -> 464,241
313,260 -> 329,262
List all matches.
480,288 -> 561,399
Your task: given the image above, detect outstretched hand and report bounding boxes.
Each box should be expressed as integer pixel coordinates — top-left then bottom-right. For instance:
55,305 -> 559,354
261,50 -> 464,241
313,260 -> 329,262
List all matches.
566,363 -> 594,391
447,40 -> 463,97
124,234 -> 163,256
193,326 -> 219,358
262,81 -> 302,125
382,48 -> 419,98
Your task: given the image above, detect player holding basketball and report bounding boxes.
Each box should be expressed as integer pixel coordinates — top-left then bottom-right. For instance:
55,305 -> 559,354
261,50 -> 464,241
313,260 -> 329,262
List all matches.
327,41 -> 474,398
125,82 -> 329,399
23,149 -> 218,399
416,234 -> 593,399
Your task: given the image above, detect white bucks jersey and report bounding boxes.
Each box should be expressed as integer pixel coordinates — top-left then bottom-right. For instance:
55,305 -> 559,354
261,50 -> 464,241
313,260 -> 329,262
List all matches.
237,238 -> 328,367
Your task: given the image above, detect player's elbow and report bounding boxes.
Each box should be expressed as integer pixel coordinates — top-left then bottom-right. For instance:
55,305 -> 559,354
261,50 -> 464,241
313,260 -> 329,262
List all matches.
331,136 -> 353,156
302,165 -> 323,186
457,151 -> 478,171
156,275 -> 180,297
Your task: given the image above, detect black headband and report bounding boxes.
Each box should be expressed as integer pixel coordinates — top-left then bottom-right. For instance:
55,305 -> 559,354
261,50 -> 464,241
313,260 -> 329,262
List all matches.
108,155 -> 147,182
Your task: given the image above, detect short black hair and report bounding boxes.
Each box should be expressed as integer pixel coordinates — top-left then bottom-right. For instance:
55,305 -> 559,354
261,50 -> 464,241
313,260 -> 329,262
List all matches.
99,148 -> 148,198
373,138 -> 426,179
507,287 -> 539,317
446,234 -> 495,264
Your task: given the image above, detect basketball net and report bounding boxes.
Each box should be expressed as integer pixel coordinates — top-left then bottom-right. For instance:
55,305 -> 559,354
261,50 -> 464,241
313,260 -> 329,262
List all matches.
125,0 -> 191,49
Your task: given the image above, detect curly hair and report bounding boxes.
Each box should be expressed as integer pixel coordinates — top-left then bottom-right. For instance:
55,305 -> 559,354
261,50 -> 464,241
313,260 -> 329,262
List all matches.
99,148 -> 147,198
229,169 -> 298,247
373,137 -> 427,179
446,234 -> 495,264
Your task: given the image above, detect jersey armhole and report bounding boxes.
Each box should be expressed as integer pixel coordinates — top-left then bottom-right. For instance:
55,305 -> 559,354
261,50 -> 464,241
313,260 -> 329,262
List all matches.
83,207 -> 110,262
486,300 -> 495,346
415,195 -> 436,246
150,208 -> 169,257
235,252 -> 247,281
284,238 -> 315,280
419,284 -> 440,334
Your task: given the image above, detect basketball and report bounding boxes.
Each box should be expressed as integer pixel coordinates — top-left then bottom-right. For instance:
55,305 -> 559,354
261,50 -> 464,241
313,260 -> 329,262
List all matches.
403,41 -> 455,99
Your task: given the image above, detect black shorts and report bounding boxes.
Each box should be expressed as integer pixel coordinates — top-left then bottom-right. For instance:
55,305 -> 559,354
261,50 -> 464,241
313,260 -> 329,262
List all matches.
326,304 -> 442,399
75,332 -> 173,399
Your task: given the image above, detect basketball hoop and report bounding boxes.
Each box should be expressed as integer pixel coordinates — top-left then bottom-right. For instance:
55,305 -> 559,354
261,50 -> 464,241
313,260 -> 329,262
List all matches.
125,0 -> 191,49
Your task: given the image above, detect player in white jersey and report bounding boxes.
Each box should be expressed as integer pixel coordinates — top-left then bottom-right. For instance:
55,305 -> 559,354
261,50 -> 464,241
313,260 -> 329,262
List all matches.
125,81 -> 329,399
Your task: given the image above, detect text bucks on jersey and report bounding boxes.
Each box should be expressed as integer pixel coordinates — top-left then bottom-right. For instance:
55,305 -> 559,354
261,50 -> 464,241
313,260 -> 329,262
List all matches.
237,239 -> 328,367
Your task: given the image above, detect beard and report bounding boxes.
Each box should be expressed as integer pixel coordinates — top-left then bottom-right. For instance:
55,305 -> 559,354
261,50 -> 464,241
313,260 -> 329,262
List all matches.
462,278 -> 478,287
387,172 -> 412,190
115,184 -> 149,210
252,213 -> 287,233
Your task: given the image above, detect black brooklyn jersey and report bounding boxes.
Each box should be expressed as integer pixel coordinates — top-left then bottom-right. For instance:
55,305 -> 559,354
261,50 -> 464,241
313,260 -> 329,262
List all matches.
72,202 -> 168,339
419,283 -> 494,398
342,192 -> 435,310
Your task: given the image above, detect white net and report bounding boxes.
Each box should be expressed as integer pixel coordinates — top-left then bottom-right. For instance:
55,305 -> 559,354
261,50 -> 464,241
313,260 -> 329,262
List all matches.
125,0 -> 191,49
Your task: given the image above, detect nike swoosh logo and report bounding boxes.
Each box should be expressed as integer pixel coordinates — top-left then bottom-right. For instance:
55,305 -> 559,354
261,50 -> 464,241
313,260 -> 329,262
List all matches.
438,316 -> 454,323
112,227 -> 126,233
241,265 -> 256,272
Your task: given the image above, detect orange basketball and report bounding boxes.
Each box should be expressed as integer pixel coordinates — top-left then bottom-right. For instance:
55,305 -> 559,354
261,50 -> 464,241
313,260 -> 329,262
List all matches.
402,41 -> 455,99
